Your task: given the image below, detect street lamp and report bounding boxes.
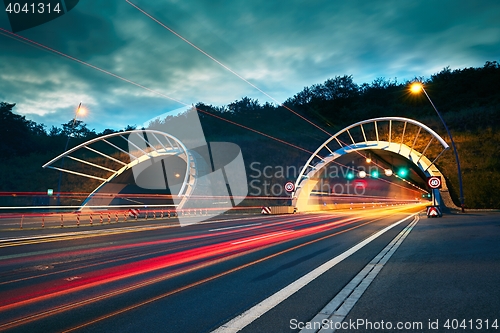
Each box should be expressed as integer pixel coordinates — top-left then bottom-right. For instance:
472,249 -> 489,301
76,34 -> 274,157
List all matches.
56,102 -> 85,206
410,82 -> 465,212
65,102 -> 85,149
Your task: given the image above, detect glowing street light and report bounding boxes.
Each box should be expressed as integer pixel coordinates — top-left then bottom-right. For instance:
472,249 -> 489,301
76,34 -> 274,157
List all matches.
384,169 -> 393,177
358,170 -> 367,178
69,102 -> 85,132
410,82 -> 423,93
411,82 -> 465,211
77,105 -> 86,117
57,102 -> 86,206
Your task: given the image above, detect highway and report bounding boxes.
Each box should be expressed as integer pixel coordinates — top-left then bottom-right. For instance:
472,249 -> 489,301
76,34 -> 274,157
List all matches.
0,204 -> 424,332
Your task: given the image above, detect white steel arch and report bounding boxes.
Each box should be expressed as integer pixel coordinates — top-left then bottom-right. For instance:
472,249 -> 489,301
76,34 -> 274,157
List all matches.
292,117 -> 453,211
43,130 -> 196,210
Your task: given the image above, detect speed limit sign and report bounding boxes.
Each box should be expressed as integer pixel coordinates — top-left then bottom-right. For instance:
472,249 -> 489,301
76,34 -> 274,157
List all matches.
427,176 -> 442,189
284,181 -> 295,192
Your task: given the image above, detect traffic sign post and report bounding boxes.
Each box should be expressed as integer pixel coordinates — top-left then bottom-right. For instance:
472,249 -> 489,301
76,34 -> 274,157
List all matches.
426,205 -> 442,218
427,176 -> 442,189
284,181 -> 295,193
427,176 -> 442,210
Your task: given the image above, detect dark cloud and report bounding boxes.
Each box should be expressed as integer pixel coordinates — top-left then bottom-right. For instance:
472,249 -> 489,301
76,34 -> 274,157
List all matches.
0,0 -> 498,132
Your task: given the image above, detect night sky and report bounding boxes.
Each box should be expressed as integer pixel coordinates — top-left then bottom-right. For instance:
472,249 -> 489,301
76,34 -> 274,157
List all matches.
1,1 -> 499,132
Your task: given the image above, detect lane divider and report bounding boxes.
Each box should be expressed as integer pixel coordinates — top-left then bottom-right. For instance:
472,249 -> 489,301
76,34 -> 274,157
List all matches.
43,211 -> 418,333
211,212 -> 419,333
300,215 -> 420,333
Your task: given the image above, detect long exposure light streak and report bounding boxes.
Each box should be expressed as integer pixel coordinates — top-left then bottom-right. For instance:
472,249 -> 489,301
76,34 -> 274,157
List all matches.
0,214 -> 363,326
63,209 -> 420,332
0,207 -> 424,331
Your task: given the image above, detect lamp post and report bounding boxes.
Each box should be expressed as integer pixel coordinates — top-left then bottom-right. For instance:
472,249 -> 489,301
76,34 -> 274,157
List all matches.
410,83 -> 465,212
56,102 -> 85,206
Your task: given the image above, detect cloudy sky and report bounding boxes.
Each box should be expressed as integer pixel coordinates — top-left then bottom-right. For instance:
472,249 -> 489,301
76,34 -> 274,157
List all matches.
0,0 -> 499,133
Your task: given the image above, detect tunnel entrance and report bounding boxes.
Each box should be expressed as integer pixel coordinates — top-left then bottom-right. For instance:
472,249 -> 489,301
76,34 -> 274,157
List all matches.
292,117 -> 455,212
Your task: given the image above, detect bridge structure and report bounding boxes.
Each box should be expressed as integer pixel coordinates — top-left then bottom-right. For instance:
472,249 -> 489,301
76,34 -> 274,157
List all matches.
42,130 -> 196,211
292,117 -> 457,212
41,117 -> 457,216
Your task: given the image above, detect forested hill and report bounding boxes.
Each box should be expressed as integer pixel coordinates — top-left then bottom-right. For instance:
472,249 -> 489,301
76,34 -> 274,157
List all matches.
198,61 -> 500,142
1,61 -> 499,208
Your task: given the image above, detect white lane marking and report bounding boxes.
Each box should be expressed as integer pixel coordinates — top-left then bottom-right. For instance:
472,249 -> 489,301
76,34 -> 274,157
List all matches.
301,215 -> 420,333
209,223 -> 262,232
231,230 -> 294,245
211,212 -> 418,333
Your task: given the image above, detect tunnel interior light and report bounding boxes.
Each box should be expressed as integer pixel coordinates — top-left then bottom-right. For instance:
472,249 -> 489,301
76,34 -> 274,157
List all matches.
397,168 -> 408,178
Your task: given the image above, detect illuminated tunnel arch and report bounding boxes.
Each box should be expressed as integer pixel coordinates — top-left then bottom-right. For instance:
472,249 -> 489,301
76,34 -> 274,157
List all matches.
292,117 -> 455,212
42,130 -> 197,211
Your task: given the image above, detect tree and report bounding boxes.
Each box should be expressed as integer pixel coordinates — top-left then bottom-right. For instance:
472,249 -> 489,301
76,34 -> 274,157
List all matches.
100,128 -> 116,135
322,75 -> 359,100
0,102 -> 42,156
61,119 -> 96,138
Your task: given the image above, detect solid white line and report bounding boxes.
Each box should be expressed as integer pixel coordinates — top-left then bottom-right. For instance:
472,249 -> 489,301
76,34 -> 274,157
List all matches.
211,212 -> 418,333
301,215 -> 420,333
209,223 -> 262,232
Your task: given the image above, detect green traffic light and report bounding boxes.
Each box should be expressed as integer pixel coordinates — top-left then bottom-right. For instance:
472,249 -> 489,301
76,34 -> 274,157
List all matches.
370,170 -> 379,178
346,172 -> 355,180
397,168 -> 408,177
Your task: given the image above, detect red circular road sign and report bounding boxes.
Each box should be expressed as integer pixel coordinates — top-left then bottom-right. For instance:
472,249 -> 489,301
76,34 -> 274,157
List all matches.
427,176 -> 442,189
284,181 -> 295,192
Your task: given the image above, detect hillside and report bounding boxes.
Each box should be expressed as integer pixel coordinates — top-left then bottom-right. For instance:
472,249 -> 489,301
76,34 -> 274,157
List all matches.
1,61 -> 499,208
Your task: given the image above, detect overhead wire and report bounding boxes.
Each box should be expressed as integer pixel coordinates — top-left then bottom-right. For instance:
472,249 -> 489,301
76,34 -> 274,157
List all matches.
125,0 -> 333,137
125,2 -> 425,193
0,27 -> 312,155
0,24 -> 422,194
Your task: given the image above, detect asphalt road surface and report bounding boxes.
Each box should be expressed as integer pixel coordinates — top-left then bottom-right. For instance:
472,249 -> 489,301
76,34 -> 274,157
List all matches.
5,205 -> 497,333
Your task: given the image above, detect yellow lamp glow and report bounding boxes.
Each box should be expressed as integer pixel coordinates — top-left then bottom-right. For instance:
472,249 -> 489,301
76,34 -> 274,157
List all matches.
410,82 -> 423,93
